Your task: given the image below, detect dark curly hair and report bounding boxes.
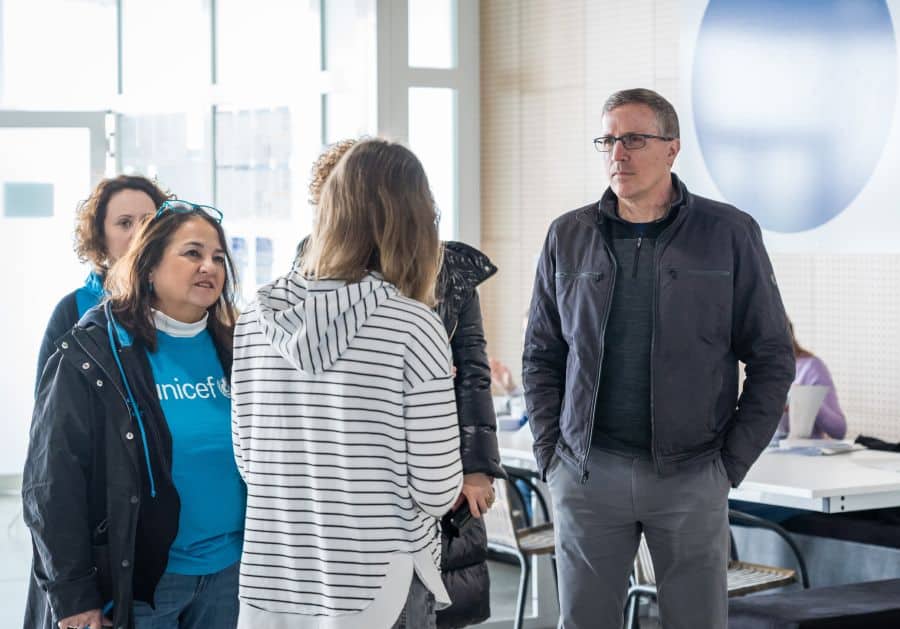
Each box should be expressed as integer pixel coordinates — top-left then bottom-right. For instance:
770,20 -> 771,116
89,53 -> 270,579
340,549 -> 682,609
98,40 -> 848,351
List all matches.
74,175 -> 172,273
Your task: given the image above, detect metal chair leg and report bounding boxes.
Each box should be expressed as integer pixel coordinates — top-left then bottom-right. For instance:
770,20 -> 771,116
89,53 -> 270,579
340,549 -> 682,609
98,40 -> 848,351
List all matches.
515,551 -> 531,629
550,554 -> 559,605
624,590 -> 640,629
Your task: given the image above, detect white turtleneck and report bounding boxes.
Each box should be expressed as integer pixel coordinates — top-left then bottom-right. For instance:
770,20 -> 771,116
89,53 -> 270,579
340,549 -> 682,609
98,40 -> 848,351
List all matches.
152,309 -> 208,337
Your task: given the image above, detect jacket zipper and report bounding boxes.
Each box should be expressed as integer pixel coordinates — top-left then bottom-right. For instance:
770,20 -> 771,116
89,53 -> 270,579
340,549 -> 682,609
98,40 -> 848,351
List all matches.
632,237 -> 643,279
684,269 -> 730,277
580,243 -> 617,484
448,318 -> 459,342
556,271 -> 605,280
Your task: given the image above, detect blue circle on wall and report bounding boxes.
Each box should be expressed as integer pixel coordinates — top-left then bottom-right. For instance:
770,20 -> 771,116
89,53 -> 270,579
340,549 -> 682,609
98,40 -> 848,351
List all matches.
692,0 -> 897,233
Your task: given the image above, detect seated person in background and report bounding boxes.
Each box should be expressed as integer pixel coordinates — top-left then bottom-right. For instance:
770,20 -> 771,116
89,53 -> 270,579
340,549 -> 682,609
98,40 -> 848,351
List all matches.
490,357 -> 522,397
732,318 -> 847,523
779,318 -> 847,439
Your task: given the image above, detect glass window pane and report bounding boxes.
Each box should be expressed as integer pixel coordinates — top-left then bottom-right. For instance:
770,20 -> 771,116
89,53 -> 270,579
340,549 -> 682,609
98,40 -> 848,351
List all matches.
1,0 -> 116,107
117,110 -> 213,203
408,0 -> 455,69
216,0 -> 318,89
215,103 -> 320,303
0,127 -> 93,478
215,107 -> 292,222
322,0 -> 377,143
408,87 -> 456,240
121,0 -> 211,93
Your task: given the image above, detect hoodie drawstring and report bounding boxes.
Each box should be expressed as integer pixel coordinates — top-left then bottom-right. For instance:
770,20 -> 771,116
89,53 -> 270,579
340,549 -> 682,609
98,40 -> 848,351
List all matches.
105,304 -> 158,498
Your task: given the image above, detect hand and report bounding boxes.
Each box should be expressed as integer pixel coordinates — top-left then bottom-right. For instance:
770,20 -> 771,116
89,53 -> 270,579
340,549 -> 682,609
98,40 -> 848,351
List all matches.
452,473 -> 495,518
489,358 -> 516,395
57,609 -> 112,629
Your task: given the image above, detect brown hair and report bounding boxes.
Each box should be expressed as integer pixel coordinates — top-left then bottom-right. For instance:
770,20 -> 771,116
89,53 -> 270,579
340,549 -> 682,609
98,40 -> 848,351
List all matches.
787,318 -> 814,359
74,175 -> 172,274
300,138 -> 442,306
309,138 -> 358,205
105,211 -> 238,357
602,88 -> 680,139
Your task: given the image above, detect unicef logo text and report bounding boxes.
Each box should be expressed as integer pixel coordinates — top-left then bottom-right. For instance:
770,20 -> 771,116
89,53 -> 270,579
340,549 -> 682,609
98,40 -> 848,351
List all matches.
156,376 -> 232,401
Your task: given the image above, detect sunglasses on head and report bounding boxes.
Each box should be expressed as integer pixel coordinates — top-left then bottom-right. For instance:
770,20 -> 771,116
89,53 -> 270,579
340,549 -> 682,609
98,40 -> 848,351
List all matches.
154,200 -> 223,223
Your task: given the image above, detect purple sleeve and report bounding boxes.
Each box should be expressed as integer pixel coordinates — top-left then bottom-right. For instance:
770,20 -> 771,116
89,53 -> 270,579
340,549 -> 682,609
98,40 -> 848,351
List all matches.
797,356 -> 847,439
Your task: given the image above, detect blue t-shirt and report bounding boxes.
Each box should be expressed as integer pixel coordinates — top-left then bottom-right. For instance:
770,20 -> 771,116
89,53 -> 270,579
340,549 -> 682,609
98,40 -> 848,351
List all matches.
147,322 -> 246,575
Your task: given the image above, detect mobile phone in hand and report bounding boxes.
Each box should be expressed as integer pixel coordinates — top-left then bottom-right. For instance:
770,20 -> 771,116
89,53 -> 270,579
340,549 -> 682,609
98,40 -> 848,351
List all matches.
444,501 -> 474,538
449,501 -> 473,530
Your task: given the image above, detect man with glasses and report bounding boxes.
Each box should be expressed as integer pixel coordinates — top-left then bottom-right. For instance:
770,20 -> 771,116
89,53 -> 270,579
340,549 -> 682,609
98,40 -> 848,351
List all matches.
523,88 -> 794,629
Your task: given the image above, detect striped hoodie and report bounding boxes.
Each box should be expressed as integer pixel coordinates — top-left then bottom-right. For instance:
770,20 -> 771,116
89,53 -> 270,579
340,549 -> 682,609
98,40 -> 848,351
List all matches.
231,270 -> 463,620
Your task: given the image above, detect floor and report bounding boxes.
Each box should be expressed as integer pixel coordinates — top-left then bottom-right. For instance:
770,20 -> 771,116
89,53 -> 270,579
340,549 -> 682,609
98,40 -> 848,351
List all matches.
1,494 -> 660,628
1,492 -> 31,624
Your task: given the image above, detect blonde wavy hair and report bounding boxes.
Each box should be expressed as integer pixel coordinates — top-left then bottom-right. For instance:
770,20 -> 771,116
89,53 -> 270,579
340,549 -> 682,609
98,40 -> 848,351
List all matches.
300,138 -> 442,306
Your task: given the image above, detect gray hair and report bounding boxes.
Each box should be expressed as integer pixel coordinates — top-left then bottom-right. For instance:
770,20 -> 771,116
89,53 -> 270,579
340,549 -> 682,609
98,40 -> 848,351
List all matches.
602,88 -> 680,139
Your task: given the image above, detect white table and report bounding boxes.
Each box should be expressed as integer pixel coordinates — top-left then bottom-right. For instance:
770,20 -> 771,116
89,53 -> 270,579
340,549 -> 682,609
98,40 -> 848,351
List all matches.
498,428 -> 900,513
732,449 -> 900,513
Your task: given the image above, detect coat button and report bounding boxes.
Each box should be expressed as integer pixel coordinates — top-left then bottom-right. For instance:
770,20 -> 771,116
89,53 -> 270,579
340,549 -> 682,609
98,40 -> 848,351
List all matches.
96,380 -> 104,387
125,432 -> 134,440
121,559 -> 130,568
60,341 -> 69,349
82,362 -> 90,370
130,495 -> 139,504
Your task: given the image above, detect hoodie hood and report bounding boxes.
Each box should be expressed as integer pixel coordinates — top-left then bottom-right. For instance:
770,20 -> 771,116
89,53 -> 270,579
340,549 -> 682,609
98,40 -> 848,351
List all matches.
255,270 -> 397,375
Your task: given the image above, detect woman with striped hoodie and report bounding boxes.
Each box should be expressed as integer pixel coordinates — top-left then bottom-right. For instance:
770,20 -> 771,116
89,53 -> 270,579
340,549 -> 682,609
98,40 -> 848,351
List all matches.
232,138 -> 463,629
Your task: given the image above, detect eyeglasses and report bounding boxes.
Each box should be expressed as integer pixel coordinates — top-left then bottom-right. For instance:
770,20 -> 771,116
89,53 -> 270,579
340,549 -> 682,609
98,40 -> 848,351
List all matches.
155,200 -> 224,223
593,133 -> 676,152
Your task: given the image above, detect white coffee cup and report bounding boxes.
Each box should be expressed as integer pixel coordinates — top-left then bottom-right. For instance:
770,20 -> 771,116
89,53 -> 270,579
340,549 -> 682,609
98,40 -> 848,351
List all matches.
787,384 -> 829,438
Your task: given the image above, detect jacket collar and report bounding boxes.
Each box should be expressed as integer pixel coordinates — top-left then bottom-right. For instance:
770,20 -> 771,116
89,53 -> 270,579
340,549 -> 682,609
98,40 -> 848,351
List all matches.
576,172 -> 691,232
442,241 -> 497,288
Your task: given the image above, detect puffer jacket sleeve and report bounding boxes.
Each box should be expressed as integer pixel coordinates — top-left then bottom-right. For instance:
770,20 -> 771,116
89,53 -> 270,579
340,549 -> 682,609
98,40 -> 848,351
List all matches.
23,349 -> 104,621
451,290 -> 506,479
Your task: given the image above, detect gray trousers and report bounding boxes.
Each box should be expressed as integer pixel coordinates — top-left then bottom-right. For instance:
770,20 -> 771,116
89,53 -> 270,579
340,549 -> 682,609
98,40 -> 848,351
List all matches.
548,449 -> 730,629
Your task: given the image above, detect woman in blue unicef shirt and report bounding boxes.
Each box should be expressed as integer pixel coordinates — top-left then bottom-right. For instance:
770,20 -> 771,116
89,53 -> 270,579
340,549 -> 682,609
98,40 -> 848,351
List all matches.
35,175 -> 171,390
23,202 -> 246,629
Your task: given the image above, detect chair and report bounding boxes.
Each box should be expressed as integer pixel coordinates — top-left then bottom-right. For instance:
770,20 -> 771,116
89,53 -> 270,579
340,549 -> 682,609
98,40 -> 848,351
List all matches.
483,470 -> 557,629
623,509 -> 810,628
729,578 -> 900,628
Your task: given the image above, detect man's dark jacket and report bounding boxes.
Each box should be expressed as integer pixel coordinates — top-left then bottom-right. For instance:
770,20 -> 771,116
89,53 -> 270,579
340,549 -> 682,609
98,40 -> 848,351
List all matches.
435,241 -> 506,629
23,306 -> 231,629
523,175 -> 795,486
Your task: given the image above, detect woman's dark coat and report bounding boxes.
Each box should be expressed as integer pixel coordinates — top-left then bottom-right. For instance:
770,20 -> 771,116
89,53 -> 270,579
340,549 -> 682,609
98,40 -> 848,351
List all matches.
22,306 -> 231,629
435,242 -> 505,628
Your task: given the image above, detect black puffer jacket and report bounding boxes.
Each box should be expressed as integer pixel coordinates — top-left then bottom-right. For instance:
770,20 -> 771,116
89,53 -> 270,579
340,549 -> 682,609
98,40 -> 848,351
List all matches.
434,241 -> 505,628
